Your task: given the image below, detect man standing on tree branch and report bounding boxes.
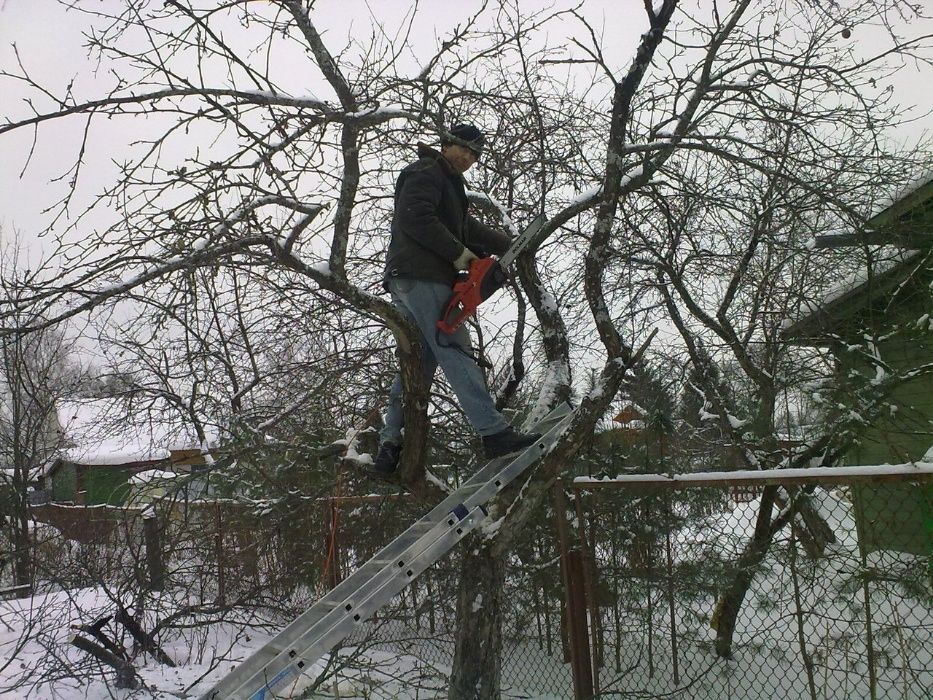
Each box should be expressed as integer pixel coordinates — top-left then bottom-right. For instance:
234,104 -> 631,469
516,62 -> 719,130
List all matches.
374,124 -> 541,474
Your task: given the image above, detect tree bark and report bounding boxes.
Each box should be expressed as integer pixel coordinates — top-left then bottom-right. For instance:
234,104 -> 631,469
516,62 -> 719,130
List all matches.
143,513 -> 164,592
449,538 -> 506,700
12,511 -> 31,596
712,486 -> 778,657
713,481 -> 838,659
115,608 -> 176,667
775,488 -> 836,558
70,634 -> 139,689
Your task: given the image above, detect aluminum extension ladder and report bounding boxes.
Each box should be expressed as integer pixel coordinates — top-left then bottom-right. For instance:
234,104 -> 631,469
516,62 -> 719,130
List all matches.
201,402 -> 573,700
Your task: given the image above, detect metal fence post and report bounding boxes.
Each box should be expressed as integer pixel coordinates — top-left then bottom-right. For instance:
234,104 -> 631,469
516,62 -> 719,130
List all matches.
852,485 -> 879,700
574,487 -> 602,695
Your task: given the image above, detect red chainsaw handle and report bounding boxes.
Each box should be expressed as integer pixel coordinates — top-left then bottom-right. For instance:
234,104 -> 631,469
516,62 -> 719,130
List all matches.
437,257 -> 498,334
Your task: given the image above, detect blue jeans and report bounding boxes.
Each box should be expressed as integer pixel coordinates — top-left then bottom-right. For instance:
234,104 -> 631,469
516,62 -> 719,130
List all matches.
380,277 -> 509,444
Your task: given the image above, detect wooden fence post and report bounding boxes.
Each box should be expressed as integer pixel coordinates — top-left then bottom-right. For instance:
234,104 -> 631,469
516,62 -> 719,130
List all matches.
143,506 -> 164,592
554,482 -> 594,700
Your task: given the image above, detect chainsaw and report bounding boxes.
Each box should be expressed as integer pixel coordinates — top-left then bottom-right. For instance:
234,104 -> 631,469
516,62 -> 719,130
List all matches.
437,213 -> 546,334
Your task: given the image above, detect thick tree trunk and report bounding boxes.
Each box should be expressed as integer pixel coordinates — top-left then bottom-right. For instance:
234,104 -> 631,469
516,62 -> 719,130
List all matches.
396,338 -> 431,481
713,482 -> 836,658
13,509 -> 31,596
713,485 -> 778,658
449,538 -> 506,700
143,513 -> 165,592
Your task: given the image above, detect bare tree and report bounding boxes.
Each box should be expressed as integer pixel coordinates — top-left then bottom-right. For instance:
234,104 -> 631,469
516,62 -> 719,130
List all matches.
1,0 -> 930,695
0,238 -> 85,596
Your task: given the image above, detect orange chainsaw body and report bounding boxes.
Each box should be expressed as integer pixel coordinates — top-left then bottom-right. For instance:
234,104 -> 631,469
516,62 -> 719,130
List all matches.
436,257 -> 509,334
435,214 -> 545,335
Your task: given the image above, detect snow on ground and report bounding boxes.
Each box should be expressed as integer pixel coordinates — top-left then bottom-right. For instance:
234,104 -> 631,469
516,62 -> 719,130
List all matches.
0,589 -> 554,699
0,586 -> 248,699
0,586 -> 555,699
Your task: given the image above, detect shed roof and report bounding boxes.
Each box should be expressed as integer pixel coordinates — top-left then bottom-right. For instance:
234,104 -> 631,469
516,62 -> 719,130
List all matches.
55,398 -> 208,466
784,170 -> 933,340
782,249 -> 925,339
868,171 -> 933,229
814,174 -> 933,250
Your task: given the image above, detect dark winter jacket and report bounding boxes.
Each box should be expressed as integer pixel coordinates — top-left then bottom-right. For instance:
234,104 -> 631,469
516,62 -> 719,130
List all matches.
384,143 -> 511,289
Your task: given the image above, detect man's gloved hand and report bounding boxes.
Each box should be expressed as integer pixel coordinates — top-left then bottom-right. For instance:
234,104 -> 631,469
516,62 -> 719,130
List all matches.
453,247 -> 479,271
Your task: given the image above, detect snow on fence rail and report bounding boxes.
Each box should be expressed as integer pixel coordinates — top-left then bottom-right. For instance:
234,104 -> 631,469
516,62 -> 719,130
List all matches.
572,461 -> 933,488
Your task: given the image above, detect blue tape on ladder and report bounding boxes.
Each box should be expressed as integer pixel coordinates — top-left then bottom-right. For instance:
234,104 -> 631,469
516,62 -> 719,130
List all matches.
452,503 -> 469,520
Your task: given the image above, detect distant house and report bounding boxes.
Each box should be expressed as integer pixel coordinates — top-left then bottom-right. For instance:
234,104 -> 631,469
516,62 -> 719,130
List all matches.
0,380 -> 59,509
782,174 -> 932,556
608,403 -> 648,447
44,398 -> 210,506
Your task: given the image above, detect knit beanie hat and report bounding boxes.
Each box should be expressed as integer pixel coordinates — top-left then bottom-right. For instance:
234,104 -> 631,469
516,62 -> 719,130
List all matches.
444,123 -> 485,157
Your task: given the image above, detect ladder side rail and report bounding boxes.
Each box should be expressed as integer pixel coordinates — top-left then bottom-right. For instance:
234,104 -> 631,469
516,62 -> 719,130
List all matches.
276,401 -> 570,623
203,506 -> 476,700
258,409 -> 571,669
223,506 -> 488,700
205,471 -> 494,699
228,431 -> 528,655
454,412 -> 573,513
220,411 -> 572,699
311,403 -> 568,605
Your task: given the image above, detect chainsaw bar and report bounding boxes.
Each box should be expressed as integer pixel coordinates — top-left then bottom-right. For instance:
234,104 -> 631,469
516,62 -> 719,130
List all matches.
437,214 -> 546,334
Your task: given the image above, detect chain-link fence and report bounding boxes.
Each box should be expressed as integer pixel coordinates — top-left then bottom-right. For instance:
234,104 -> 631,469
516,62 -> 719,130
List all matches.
326,473 -> 931,699
17,473 -> 931,699
572,475 -> 931,699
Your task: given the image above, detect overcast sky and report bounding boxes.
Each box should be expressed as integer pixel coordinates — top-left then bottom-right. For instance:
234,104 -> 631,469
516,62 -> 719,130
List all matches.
1,0 -> 930,259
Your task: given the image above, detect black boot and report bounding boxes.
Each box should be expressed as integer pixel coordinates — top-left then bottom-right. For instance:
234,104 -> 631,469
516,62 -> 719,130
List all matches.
373,441 -> 402,474
482,426 -> 542,460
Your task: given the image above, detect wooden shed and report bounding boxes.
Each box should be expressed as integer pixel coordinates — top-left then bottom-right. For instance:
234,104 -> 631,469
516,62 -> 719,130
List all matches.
783,174 -> 932,556
46,398 -> 208,506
